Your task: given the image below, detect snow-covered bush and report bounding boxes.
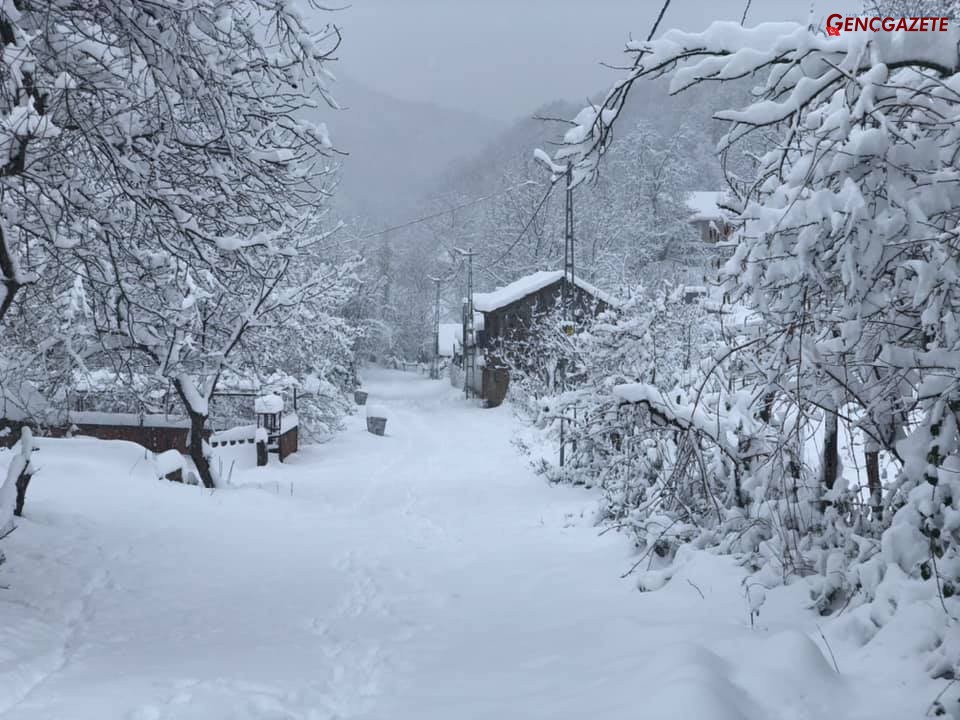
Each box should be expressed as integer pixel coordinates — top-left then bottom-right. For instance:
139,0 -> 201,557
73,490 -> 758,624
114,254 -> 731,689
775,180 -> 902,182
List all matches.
507,286 -> 743,559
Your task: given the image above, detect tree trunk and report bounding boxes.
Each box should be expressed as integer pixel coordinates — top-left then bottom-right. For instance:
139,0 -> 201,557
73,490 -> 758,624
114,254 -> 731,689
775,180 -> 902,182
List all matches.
0,224 -> 24,323
865,448 -> 882,521
820,405 -> 839,512
759,391 -> 776,423
13,465 -> 31,517
172,378 -> 216,489
187,411 -> 216,489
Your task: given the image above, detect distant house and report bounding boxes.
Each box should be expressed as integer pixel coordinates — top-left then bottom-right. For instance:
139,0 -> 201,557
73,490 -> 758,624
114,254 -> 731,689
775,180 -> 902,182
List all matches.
687,191 -> 733,244
462,270 -> 617,408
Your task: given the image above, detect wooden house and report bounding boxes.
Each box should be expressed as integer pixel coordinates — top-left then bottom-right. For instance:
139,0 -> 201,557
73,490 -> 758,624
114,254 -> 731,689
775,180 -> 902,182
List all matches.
686,191 -> 734,244
463,270 -> 617,408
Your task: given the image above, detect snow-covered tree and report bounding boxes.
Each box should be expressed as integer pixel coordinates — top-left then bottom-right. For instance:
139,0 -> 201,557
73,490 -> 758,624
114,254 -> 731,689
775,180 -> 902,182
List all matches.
548,16 -> 960,680
0,1 -> 344,489
244,225 -> 363,440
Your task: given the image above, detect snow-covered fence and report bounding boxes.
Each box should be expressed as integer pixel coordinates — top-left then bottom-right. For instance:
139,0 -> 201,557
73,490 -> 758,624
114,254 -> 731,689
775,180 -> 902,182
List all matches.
209,425 -> 260,448
211,416 -> 298,466
1,412 -> 209,454
67,413 -> 205,454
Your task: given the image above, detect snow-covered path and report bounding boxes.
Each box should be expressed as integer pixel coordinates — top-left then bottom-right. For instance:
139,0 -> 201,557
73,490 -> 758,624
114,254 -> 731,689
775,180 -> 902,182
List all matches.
0,370 -> 924,719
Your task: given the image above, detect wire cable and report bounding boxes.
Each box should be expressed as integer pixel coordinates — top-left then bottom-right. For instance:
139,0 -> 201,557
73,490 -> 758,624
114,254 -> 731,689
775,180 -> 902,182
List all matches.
358,181 -> 536,240
479,181 -> 557,272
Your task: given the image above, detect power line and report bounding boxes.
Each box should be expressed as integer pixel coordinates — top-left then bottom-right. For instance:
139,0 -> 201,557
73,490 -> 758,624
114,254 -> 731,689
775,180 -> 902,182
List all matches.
479,181 -> 557,272
358,181 -> 536,240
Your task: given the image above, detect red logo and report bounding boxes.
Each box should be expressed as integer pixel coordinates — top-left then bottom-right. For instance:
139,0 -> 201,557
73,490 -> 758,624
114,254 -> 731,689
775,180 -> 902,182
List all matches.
826,14 -> 950,34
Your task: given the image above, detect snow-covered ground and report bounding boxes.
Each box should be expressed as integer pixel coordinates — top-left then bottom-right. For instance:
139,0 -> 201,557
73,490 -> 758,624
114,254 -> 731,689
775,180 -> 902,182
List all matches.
0,370 -> 933,719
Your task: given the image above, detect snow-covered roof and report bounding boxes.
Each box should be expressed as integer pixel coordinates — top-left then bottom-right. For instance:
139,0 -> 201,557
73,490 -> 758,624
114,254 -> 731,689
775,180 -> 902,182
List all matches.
438,323 -> 462,357
254,394 -> 283,414
472,270 -> 618,313
686,191 -> 730,222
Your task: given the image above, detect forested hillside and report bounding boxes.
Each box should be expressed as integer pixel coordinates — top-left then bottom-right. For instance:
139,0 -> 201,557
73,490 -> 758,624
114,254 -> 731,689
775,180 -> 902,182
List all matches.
356,76 -> 751,360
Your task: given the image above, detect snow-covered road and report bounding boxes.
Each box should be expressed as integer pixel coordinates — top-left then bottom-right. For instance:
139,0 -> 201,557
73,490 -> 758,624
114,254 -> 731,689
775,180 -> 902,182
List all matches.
0,370 -> 926,719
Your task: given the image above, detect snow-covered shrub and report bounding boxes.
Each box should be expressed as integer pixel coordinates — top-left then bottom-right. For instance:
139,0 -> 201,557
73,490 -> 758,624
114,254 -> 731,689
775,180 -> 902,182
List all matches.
507,285 -> 742,559
297,373 -> 354,441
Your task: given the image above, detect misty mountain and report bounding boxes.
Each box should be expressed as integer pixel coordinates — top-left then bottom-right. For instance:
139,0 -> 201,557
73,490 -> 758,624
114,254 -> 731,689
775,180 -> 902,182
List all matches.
426,77 -> 750,203
321,74 -> 503,224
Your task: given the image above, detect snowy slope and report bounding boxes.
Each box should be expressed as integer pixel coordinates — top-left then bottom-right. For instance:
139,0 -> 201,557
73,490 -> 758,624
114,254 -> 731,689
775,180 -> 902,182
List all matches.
0,370 -> 933,719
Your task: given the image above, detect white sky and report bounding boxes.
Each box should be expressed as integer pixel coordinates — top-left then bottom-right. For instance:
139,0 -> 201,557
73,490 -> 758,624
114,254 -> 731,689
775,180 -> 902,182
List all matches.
319,0 -> 862,120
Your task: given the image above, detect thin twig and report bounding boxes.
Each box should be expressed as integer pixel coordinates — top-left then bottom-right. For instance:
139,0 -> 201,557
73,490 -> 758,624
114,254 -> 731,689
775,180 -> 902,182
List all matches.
816,623 -> 841,674
686,579 -> 706,599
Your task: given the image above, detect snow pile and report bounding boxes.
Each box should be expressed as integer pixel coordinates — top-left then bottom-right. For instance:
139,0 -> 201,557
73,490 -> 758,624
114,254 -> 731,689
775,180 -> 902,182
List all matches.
154,450 -> 184,478
366,403 -> 388,419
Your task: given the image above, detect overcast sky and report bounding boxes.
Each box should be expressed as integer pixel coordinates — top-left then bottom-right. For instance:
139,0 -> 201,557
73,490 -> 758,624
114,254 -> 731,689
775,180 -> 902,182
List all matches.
320,0 -> 862,121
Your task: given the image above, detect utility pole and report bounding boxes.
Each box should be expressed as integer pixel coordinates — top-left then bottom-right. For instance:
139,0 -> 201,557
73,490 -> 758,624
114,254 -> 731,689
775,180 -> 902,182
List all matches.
429,276 -> 442,380
464,248 -> 476,400
452,247 -> 478,400
560,162 -> 575,467
562,162 -> 575,323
